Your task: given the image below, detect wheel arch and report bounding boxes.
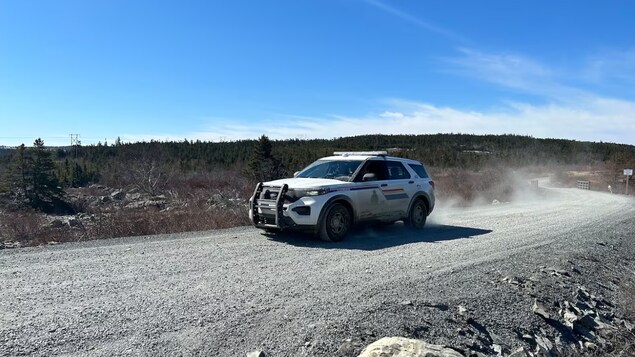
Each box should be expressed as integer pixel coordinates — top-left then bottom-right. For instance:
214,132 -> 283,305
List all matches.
407,192 -> 431,215
316,195 -> 356,232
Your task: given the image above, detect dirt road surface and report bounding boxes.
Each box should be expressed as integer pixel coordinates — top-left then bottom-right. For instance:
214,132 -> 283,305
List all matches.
1,187 -> 634,356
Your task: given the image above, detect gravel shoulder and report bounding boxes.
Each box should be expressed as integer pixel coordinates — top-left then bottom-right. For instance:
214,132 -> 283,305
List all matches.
1,187 -> 634,356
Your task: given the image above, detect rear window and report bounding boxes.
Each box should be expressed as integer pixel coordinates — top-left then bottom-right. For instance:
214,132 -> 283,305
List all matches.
386,161 -> 411,180
408,163 -> 429,178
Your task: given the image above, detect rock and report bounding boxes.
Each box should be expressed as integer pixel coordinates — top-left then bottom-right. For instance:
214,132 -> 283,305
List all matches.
67,218 -> 81,228
457,305 -> 467,315
100,195 -> 111,203
357,337 -> 464,357
534,335 -> 554,355
49,219 -> 64,228
576,287 -> 591,301
246,351 -> 266,357
508,347 -> 530,357
400,300 -> 414,306
111,190 -> 126,200
583,341 -> 597,351
532,299 -> 550,320
337,340 -> 357,355
492,199 -> 500,205
521,334 -> 535,343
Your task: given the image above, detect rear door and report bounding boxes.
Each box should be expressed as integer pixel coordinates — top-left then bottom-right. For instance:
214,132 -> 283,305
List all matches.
383,160 -> 414,218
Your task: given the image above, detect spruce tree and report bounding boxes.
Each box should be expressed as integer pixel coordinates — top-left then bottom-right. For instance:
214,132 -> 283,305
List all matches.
1,144 -> 29,203
247,135 -> 285,182
28,138 -> 65,211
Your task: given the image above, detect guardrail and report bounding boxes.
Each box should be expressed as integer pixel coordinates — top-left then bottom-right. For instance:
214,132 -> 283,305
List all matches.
577,181 -> 590,190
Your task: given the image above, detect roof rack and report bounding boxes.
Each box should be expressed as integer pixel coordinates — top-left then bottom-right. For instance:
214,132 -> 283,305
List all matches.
333,151 -> 388,157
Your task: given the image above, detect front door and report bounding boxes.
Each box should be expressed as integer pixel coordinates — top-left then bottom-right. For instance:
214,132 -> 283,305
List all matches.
351,160 -> 390,220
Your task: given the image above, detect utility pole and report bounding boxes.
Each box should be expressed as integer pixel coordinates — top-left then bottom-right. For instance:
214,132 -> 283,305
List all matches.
70,134 -> 80,159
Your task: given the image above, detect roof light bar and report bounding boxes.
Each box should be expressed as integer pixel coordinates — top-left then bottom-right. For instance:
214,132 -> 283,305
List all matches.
333,151 -> 388,157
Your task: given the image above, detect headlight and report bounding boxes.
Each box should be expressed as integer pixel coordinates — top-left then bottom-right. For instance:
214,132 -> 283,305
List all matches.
293,188 -> 330,197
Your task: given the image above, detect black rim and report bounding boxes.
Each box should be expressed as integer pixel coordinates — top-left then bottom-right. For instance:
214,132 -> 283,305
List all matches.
328,207 -> 349,236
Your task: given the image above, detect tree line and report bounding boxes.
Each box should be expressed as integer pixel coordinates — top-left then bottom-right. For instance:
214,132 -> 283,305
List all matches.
1,134 -> 634,212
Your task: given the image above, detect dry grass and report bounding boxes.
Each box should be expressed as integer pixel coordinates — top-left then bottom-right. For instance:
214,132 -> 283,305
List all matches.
85,205 -> 250,240
0,211 -> 45,243
2,165 -> 601,247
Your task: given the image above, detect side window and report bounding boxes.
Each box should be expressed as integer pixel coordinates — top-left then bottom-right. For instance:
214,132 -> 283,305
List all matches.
386,161 -> 411,180
355,160 -> 388,181
408,164 -> 429,178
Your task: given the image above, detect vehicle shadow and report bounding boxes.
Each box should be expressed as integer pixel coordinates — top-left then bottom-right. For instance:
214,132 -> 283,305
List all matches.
265,223 -> 493,251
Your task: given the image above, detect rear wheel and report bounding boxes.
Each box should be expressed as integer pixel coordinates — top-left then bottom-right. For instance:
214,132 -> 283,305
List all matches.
405,199 -> 428,229
319,203 -> 352,242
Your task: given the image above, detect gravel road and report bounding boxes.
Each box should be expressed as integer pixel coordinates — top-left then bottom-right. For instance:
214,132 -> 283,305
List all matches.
1,187 -> 634,356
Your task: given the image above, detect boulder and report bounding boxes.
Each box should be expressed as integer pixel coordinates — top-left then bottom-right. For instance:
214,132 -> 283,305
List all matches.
357,337 -> 463,357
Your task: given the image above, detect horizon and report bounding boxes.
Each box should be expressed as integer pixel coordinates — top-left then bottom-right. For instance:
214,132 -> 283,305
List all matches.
2,1 -> 635,146
2,132 -> 634,150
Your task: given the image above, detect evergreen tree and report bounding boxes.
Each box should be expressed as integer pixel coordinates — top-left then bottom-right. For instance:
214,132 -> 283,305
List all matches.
1,144 -> 29,202
28,139 -> 65,211
247,135 -> 285,182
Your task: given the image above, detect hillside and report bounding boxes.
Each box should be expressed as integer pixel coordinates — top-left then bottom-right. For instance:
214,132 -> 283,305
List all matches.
3,134 -> 635,177
1,134 -> 634,248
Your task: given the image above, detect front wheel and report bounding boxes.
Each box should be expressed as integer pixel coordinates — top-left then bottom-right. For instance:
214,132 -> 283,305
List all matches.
405,199 -> 428,229
319,203 -> 352,242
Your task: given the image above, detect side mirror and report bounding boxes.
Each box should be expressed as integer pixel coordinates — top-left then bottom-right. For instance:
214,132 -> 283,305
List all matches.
293,171 -> 300,177
362,173 -> 377,182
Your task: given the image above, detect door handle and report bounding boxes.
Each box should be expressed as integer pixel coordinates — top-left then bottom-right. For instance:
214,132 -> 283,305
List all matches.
380,184 -> 388,187
408,181 -> 414,184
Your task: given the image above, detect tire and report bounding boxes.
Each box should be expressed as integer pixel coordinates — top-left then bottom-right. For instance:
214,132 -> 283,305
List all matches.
405,199 -> 428,229
319,203 -> 352,242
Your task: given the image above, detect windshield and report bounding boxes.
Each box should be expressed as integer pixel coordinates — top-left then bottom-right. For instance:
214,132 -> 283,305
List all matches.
296,160 -> 362,181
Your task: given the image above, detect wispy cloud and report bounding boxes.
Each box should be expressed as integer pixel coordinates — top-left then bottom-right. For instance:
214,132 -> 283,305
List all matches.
127,97 -> 634,145
124,48 -> 635,146
443,49 -> 588,101
363,0 -> 469,44
582,48 -> 635,84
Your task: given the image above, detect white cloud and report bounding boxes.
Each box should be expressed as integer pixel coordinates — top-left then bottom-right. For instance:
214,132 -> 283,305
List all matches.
123,49 -> 635,146
363,0 -> 469,44
580,48 -> 635,84
125,98 -> 632,145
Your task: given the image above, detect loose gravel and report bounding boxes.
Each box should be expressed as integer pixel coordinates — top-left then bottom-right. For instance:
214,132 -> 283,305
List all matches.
1,187 -> 634,356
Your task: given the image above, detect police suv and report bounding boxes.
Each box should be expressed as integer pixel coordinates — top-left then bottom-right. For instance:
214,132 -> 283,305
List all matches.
249,151 -> 435,241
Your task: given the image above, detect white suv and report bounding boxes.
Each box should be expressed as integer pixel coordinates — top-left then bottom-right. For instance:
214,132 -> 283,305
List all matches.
249,152 -> 435,241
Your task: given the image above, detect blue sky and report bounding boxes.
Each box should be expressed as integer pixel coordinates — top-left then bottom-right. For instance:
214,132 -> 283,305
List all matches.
1,0 -> 635,146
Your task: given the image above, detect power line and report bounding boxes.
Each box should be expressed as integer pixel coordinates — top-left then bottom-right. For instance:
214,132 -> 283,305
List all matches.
70,134 -> 80,159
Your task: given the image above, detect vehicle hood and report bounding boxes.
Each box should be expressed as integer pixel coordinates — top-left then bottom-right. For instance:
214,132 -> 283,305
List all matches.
263,178 -> 350,189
